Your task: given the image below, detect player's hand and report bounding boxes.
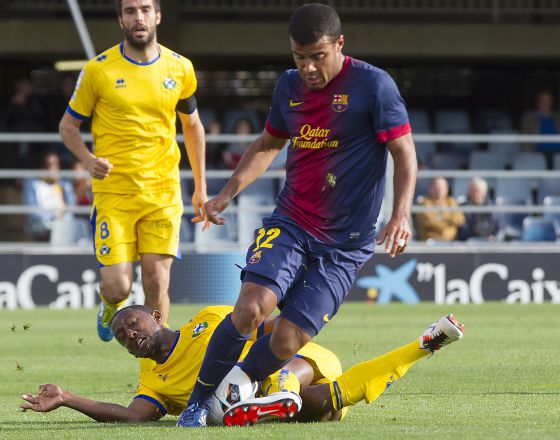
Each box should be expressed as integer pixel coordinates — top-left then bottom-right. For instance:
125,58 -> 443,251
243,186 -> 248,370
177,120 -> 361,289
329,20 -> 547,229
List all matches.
84,156 -> 113,180
191,188 -> 211,230
204,194 -> 231,226
376,216 -> 411,258
21,384 -> 65,413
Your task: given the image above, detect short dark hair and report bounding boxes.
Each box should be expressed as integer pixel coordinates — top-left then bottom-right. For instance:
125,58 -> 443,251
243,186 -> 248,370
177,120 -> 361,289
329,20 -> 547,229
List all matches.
114,0 -> 161,17
110,304 -> 154,327
288,3 -> 342,46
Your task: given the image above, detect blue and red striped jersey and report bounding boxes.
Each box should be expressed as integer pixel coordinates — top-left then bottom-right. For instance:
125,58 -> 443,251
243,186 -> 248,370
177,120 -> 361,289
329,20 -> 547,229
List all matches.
265,56 -> 411,248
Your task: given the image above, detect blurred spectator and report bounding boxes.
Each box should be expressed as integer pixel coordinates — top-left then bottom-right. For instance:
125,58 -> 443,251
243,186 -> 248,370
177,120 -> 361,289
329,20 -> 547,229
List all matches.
45,75 -> 82,165
22,151 -> 75,240
46,74 -> 76,131
222,117 -> 254,169
72,161 -> 93,206
458,177 -> 499,241
0,78 -> 47,168
206,120 -> 225,169
521,90 -> 560,165
416,177 -> 465,241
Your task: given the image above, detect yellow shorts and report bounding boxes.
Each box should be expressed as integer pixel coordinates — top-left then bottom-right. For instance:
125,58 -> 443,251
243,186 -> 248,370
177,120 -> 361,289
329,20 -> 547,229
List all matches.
91,190 -> 183,266
297,342 -> 348,419
297,342 -> 343,382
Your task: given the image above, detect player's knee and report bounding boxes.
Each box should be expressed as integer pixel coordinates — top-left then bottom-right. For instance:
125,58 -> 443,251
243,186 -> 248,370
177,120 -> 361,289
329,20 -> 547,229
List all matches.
141,270 -> 167,298
100,277 -> 132,303
232,302 -> 266,334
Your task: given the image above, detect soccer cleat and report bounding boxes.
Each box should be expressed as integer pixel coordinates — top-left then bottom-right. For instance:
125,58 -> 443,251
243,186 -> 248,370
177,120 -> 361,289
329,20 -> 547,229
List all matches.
177,401 -> 210,428
96,300 -> 118,342
223,391 -> 302,427
420,314 -> 465,353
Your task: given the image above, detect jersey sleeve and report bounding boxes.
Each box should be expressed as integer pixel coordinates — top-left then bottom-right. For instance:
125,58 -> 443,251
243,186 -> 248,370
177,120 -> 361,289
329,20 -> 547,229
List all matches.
265,74 -> 290,139
370,70 -> 411,143
135,383 -> 168,416
67,62 -> 98,121
180,57 -> 198,100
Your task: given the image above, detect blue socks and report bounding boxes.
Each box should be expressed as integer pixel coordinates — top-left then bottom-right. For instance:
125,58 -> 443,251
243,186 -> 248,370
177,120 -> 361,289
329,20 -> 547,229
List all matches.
189,314 -> 251,404
241,333 -> 292,381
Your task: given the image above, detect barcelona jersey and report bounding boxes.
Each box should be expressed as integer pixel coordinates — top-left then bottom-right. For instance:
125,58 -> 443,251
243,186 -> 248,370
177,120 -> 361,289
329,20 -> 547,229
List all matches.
135,306 -> 341,416
67,43 -> 197,194
265,56 -> 411,248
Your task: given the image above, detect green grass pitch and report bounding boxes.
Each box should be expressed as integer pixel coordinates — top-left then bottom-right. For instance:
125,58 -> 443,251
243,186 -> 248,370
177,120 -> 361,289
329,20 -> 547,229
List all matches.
1,303 -> 559,439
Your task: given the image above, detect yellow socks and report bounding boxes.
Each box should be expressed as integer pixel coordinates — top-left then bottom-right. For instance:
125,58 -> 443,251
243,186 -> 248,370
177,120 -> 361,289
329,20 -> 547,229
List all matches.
330,339 -> 428,410
260,368 -> 301,396
99,293 -> 126,326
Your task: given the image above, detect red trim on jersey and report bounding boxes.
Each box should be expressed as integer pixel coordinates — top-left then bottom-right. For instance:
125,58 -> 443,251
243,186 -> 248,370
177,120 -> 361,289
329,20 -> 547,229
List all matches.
265,120 -> 290,139
336,56 -> 352,81
376,122 -> 412,143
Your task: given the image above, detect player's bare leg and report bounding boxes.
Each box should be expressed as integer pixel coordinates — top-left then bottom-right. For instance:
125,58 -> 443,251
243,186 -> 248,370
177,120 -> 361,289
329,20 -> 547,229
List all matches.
97,262 -> 133,341
269,318 -> 313,360
231,283 -> 278,335
297,383 -> 342,422
140,253 -> 173,323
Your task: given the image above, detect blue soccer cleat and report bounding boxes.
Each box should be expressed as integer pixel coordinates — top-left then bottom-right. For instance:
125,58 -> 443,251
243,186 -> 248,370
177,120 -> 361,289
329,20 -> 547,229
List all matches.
177,401 -> 211,428
96,300 -> 118,342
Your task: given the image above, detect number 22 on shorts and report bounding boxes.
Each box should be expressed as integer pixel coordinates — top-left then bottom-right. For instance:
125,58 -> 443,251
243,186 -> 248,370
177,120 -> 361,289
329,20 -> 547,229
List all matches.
252,227 -> 280,252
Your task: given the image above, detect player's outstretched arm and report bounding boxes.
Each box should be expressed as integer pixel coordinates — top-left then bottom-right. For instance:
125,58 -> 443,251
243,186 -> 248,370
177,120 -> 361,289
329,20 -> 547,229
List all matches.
204,130 -> 286,225
21,384 -> 162,423
179,110 -> 209,227
377,133 -> 417,257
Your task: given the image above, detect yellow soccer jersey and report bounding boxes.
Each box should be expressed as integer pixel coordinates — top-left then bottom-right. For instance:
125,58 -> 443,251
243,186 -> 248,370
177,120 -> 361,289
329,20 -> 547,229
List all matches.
135,306 -> 246,415
135,306 -> 341,416
68,43 -> 197,194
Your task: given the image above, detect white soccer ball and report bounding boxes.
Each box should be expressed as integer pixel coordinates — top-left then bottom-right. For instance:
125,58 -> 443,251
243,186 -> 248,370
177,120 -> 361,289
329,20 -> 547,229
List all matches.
207,366 -> 258,426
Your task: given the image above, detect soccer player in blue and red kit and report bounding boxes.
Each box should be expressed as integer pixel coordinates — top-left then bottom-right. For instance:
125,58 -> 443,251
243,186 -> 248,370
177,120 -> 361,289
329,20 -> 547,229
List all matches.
179,3 -> 418,427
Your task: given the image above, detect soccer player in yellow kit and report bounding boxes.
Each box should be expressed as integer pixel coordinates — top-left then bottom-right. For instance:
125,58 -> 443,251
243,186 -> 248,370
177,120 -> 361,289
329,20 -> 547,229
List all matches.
20,305 -> 464,425
58,0 -> 208,341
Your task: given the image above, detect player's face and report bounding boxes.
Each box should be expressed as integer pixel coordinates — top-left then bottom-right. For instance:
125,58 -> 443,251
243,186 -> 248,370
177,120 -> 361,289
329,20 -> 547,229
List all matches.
291,35 -> 345,90
112,309 -> 162,358
118,0 -> 161,50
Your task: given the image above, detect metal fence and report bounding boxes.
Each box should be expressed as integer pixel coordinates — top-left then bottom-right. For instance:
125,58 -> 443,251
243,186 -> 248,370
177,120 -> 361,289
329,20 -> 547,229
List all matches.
4,0 -> 560,21
1,131 -> 560,218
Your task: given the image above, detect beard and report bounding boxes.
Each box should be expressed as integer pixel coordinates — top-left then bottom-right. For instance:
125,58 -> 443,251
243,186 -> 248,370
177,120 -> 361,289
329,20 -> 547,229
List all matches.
144,332 -> 161,358
123,25 -> 156,50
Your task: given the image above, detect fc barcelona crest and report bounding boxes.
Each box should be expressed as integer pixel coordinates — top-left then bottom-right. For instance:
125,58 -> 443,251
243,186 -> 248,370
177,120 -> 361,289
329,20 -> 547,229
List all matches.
249,251 -> 262,264
332,94 -> 349,112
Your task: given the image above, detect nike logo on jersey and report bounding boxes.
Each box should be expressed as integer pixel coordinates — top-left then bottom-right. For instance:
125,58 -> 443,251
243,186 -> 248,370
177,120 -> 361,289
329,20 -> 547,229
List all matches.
196,377 -> 215,387
289,99 -> 304,107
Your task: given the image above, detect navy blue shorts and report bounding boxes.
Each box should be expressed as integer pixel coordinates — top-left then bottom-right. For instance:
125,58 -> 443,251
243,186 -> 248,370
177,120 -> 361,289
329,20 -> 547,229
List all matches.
242,216 -> 374,337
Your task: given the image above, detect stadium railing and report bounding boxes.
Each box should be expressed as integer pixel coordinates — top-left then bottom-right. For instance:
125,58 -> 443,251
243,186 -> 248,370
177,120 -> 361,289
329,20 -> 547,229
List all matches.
1,132 -> 560,247
4,0 -> 560,21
